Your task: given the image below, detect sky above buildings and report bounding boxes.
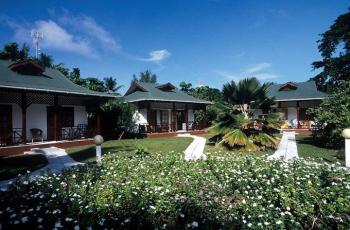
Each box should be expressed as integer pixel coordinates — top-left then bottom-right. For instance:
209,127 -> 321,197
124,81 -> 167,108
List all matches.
0,0 -> 349,93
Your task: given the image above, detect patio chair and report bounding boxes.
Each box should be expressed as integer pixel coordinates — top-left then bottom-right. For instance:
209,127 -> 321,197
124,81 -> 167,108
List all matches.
30,128 -> 43,143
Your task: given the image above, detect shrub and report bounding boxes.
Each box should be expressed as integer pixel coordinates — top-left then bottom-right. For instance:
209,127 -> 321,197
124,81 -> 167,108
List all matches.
0,151 -> 349,229
308,81 -> 350,147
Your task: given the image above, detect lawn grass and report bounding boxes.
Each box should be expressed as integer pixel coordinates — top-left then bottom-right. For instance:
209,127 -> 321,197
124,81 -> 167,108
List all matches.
0,154 -> 48,181
200,133 -> 345,164
65,137 -> 193,163
296,135 -> 345,164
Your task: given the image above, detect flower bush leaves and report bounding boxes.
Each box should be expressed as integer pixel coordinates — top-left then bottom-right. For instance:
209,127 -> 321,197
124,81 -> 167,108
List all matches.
0,150 -> 350,229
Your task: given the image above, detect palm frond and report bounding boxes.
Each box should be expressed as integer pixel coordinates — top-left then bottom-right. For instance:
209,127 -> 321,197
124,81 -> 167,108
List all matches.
222,129 -> 249,147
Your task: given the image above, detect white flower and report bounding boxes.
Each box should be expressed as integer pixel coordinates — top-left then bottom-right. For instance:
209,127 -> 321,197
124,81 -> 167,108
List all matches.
276,220 -> 282,225
21,216 -> 28,223
247,223 -> 252,227
191,221 -> 199,228
55,221 -> 63,228
74,226 -> 80,230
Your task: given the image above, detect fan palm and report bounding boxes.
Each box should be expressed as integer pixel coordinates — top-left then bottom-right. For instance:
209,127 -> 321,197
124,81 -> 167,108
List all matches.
222,77 -> 273,118
209,77 -> 281,151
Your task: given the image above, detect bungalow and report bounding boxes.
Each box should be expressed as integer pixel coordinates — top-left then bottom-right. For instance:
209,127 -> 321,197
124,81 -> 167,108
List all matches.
0,60 -> 115,146
255,81 -> 327,129
124,81 -> 212,133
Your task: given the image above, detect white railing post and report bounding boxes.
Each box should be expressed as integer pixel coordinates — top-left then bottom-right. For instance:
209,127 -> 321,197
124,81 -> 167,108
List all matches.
342,129 -> 350,167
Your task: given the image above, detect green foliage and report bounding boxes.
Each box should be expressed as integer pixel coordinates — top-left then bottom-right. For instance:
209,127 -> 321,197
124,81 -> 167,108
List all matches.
308,81 -> 350,147
222,77 -> 274,118
191,86 -> 223,102
0,42 -> 51,67
179,81 -> 193,92
1,151 -> 349,229
101,98 -> 136,138
133,69 -> 157,83
38,53 -> 53,67
0,42 -> 29,61
103,76 -> 123,94
209,112 -> 281,151
134,142 -> 150,157
54,63 -> 70,77
209,78 -> 279,151
311,8 -> 350,92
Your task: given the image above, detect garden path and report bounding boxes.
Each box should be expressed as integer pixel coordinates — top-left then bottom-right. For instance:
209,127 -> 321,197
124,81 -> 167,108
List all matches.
268,131 -> 299,161
0,147 -> 83,191
177,134 -> 207,160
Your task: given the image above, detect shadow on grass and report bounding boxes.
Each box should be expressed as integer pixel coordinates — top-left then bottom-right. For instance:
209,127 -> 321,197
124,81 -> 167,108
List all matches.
296,136 -> 345,163
68,145 -> 137,162
0,154 -> 48,181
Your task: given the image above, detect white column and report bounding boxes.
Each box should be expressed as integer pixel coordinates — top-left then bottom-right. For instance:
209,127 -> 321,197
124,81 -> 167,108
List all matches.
342,129 -> 350,167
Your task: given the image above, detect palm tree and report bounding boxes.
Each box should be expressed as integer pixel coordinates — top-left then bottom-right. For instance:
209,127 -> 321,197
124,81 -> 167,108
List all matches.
104,77 -> 123,94
209,77 -> 280,151
38,53 -> 53,67
133,70 -> 157,83
222,77 -> 273,118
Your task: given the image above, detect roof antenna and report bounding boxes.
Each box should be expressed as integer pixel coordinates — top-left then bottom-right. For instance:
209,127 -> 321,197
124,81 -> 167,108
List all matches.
31,30 -> 43,59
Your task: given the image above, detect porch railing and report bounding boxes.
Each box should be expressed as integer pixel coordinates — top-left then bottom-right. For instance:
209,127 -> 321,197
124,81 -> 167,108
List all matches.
0,128 -> 24,146
59,126 -> 97,140
138,121 -> 206,133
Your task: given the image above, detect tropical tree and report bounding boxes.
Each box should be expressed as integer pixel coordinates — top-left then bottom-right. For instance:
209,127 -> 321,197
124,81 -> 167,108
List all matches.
0,42 -> 29,61
209,77 -> 280,151
101,98 -> 136,139
104,77 -> 123,94
311,7 -> 350,92
38,53 -> 53,67
54,63 -> 70,77
179,81 -> 193,92
133,70 -> 157,83
83,78 -> 106,92
308,81 -> 350,147
222,78 -> 274,119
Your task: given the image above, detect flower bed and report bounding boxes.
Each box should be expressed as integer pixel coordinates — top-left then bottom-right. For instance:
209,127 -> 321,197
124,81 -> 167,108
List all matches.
0,151 -> 350,229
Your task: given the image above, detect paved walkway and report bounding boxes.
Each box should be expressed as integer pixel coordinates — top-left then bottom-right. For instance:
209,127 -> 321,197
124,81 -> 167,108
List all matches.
268,131 -> 299,161
178,134 -> 207,161
0,147 -> 83,191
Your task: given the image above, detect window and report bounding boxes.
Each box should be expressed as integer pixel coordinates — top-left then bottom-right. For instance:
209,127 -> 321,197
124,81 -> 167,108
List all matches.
160,110 -> 169,124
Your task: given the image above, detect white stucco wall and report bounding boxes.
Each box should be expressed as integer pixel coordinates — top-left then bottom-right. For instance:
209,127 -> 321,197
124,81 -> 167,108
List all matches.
287,107 -> 298,127
188,109 -> 194,123
27,104 -> 48,140
73,105 -> 88,126
10,103 -> 22,129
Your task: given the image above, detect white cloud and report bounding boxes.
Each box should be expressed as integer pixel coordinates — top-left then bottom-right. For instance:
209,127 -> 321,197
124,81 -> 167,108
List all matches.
216,62 -> 278,82
246,62 -> 271,73
33,20 -> 96,57
2,12 -> 171,63
58,13 -> 120,52
138,49 -> 171,63
215,70 -> 240,81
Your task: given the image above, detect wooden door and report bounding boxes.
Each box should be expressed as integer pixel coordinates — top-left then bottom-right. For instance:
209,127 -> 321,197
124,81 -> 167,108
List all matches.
47,107 -> 74,140
0,105 -> 12,145
148,110 -> 157,131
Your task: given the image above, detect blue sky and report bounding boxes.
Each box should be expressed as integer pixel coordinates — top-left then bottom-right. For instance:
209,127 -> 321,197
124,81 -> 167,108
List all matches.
0,0 -> 349,93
